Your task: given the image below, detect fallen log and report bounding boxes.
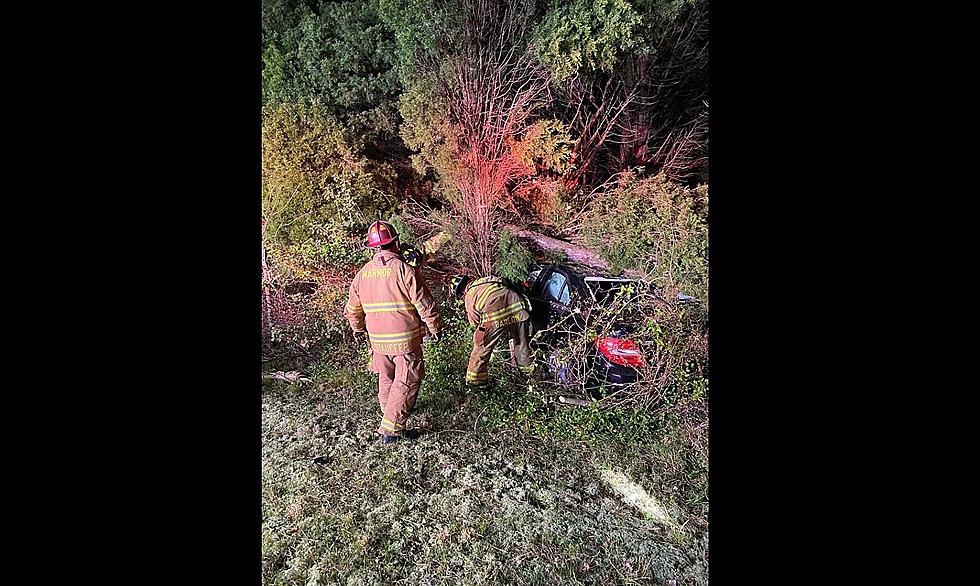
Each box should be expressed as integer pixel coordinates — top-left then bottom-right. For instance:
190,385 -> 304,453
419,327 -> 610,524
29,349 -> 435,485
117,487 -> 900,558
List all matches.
503,224 -> 645,279
503,224 -> 610,271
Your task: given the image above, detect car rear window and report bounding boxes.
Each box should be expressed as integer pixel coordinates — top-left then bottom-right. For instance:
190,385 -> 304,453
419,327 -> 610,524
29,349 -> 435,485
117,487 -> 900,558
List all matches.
543,271 -> 570,303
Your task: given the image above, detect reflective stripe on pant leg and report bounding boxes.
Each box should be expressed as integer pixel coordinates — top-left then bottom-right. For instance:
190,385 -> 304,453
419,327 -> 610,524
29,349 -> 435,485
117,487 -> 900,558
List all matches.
375,352 -> 396,415
379,351 -> 423,435
466,325 -> 505,384
466,328 -> 489,383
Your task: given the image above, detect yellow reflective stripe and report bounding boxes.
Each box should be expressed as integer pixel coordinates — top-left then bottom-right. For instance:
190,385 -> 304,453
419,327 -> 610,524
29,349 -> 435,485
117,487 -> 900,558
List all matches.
465,277 -> 495,297
382,418 -> 404,430
477,285 -> 503,308
474,285 -> 505,322
364,305 -> 416,313
492,303 -> 526,319
380,421 -> 400,433
369,327 -> 423,338
483,301 -> 525,320
345,304 -> 363,313
369,333 -> 419,343
368,328 -> 424,342
363,301 -> 414,308
368,327 -> 423,337
466,370 -> 488,380
488,306 -> 525,323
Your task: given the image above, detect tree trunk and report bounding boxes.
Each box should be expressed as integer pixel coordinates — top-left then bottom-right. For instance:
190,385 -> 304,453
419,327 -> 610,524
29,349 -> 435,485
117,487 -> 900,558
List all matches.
502,224 -> 610,270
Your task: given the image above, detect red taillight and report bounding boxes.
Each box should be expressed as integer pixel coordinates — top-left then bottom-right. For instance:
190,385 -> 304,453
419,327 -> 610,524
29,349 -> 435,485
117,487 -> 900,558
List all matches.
595,337 -> 646,367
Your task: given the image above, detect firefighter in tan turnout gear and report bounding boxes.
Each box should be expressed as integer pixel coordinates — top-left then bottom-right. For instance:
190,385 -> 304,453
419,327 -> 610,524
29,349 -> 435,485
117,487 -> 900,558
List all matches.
400,230 -> 451,270
345,220 -> 443,443
450,274 -> 535,387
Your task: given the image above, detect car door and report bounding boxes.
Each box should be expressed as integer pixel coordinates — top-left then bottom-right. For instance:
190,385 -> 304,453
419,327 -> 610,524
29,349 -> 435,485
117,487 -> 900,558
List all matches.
520,267 -> 552,332
532,267 -> 575,336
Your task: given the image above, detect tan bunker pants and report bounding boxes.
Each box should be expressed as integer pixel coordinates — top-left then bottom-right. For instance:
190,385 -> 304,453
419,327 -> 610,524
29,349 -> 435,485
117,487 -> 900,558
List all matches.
371,350 -> 424,436
465,320 -> 532,386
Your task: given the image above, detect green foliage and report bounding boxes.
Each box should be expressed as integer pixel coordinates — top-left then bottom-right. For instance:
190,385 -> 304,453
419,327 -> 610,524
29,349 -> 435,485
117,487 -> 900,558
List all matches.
534,0 -> 642,82
261,41 -> 297,104
512,119 -> 575,176
495,230 -> 534,284
386,214 -> 415,245
580,172 -> 708,301
395,73 -> 453,176
262,103 -> 397,268
544,184 -> 582,235
378,0 -> 459,75
416,297 -> 474,398
262,0 -> 401,140
634,0 -> 700,34
275,231 -> 366,277
473,371 -> 660,444
378,0 -> 459,175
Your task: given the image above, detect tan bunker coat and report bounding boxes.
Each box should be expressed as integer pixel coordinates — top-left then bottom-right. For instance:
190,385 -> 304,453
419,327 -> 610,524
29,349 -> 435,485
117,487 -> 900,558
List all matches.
345,249 -> 442,436
463,277 -> 533,385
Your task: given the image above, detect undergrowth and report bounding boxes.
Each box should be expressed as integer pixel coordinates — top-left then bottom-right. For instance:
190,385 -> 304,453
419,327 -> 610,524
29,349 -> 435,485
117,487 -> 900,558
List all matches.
262,285 -> 709,586
262,349 -> 709,585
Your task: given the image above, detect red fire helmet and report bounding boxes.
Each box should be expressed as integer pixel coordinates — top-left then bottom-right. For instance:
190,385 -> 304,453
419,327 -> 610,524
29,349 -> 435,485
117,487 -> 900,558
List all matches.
366,220 -> 398,248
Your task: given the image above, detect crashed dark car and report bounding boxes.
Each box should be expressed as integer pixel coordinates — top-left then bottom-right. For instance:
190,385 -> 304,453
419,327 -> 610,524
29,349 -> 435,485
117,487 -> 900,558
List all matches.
513,264 -> 696,394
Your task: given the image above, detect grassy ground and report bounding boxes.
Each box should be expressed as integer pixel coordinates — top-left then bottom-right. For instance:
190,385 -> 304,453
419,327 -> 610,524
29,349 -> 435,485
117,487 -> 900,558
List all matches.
262,307 -> 708,585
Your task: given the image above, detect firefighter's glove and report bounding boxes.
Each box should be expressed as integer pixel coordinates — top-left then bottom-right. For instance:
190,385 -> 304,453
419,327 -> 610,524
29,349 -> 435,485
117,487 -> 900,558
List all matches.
354,330 -> 368,345
427,330 -> 442,343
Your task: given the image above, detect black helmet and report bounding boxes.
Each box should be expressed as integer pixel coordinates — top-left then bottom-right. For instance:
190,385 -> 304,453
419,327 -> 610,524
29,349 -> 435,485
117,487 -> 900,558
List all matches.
450,274 -> 472,298
401,245 -> 422,267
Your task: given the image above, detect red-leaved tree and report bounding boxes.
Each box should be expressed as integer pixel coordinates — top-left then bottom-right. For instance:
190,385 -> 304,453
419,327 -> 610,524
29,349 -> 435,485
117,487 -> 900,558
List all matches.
416,0 -> 550,274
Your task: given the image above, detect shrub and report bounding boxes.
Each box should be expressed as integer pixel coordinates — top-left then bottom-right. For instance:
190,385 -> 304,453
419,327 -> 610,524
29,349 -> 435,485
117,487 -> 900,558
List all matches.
579,172 -> 708,303
416,296 -> 475,396
533,0 -> 642,83
510,119 -> 575,177
386,214 -> 416,245
262,103 -> 398,359
495,230 -> 534,284
262,103 -> 397,272
262,0 -> 401,141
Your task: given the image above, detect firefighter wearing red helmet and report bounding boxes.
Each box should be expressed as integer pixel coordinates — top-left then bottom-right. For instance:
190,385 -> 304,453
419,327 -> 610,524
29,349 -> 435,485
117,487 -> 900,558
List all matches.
365,220 -> 451,269
345,220 -> 443,443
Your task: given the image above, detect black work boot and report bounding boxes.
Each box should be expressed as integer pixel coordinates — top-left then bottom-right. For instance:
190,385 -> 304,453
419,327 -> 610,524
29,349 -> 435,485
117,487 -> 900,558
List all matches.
379,433 -> 402,444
